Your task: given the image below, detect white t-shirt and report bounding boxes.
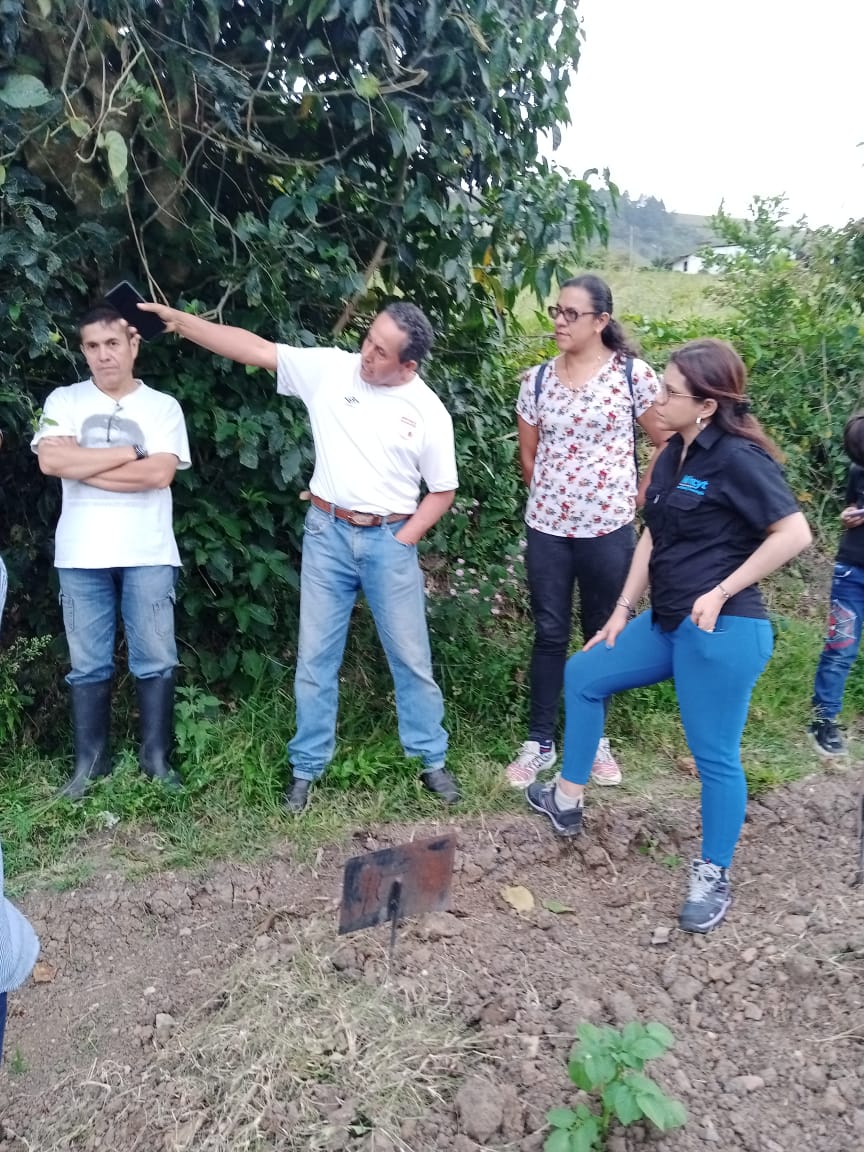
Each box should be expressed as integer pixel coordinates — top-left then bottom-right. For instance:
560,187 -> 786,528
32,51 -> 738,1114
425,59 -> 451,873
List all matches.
515,354 -> 659,538
276,346 -> 458,514
31,379 -> 191,568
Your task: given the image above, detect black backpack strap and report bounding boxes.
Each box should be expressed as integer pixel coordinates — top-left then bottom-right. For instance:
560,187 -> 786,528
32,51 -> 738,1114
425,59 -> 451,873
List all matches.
624,356 -> 639,477
533,359 -> 550,407
624,356 -> 635,409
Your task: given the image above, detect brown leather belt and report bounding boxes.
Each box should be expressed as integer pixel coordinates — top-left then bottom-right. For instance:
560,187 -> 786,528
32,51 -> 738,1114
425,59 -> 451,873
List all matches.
309,492 -> 407,527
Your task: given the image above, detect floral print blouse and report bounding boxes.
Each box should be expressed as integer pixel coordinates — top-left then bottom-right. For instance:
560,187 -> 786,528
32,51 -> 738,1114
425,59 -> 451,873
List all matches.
515,354 -> 659,539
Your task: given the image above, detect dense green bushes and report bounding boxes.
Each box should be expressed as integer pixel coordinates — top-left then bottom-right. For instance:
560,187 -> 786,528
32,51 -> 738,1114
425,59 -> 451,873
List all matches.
0,0 -> 610,694
631,199 -> 864,533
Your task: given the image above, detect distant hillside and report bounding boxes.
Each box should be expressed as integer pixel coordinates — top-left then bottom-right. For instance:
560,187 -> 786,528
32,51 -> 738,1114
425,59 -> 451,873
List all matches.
593,191 -> 721,265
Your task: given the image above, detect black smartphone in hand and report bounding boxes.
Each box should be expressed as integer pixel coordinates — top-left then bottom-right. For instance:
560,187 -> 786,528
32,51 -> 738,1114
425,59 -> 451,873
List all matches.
104,281 -> 166,341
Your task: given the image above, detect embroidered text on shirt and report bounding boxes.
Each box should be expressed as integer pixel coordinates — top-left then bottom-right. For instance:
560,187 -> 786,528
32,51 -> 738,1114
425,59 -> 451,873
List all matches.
678,475 -> 708,495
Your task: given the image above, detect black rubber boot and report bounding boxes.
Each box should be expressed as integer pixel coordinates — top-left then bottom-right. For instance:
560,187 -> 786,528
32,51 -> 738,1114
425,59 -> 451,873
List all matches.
136,673 -> 182,789
59,680 -> 113,801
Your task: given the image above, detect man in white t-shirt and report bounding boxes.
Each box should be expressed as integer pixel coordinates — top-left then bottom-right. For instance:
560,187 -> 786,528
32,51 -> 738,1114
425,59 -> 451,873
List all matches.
138,299 -> 460,811
31,305 -> 191,799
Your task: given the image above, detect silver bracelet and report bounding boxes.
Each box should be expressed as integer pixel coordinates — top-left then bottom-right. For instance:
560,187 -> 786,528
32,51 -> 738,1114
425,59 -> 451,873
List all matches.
717,582 -> 731,601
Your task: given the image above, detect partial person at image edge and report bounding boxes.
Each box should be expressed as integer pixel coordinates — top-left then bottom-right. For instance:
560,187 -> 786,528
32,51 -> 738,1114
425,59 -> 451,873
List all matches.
525,338 -> 811,934
808,412 -> 864,757
0,428 -> 6,650
0,841 -> 40,1063
137,297 -> 461,813
0,435 -> 39,1062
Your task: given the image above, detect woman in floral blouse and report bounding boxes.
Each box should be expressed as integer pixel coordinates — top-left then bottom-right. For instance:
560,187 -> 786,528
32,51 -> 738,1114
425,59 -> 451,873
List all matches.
506,275 -> 668,789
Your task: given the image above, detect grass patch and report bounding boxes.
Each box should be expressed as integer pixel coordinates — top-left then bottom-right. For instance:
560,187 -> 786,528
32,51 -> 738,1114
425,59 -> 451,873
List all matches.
0,561 -> 847,892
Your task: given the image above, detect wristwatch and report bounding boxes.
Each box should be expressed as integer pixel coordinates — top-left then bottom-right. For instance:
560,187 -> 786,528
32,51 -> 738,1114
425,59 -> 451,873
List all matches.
133,443 -> 148,460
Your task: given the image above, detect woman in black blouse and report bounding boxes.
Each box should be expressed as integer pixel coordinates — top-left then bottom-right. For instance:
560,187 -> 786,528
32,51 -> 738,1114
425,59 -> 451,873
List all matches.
526,339 -> 811,933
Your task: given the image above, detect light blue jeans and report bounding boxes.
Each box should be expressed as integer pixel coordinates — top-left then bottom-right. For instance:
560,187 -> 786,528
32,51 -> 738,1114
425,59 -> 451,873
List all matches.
562,611 -> 774,868
289,504 -> 447,780
58,566 -> 179,684
0,555 -> 6,632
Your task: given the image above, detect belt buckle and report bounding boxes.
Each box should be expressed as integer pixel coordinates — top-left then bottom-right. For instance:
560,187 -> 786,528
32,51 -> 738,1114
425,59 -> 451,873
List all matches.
348,510 -> 376,527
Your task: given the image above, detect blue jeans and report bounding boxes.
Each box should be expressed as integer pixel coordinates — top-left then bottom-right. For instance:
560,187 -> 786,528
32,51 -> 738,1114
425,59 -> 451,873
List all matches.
811,562 -> 864,719
525,524 -> 635,741
562,611 -> 774,868
0,555 -> 7,632
58,566 -> 179,684
288,504 -> 447,780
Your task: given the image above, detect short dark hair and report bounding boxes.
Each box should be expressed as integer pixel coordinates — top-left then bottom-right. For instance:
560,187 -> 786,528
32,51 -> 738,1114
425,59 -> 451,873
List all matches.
383,302 -> 435,365
79,303 -> 125,333
843,413 -> 864,467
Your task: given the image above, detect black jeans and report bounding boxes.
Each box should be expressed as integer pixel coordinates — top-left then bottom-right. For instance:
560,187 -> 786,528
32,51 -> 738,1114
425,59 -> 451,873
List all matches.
525,522 -> 635,742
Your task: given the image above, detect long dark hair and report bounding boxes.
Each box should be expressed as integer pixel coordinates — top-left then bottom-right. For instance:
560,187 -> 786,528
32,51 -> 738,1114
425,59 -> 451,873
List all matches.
668,339 -> 783,461
560,274 -> 639,357
843,412 -> 864,467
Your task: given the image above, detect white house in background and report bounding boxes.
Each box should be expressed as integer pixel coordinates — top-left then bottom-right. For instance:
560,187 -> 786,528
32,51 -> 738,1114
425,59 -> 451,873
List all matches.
671,244 -> 745,274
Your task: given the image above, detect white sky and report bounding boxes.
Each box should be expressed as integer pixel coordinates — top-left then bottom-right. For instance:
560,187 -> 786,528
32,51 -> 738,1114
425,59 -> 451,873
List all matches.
554,0 -> 864,227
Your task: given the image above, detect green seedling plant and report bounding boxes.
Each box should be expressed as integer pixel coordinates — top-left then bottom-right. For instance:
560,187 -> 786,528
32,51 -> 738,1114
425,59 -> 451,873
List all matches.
173,684 -> 221,766
0,635 -> 52,743
545,1021 -> 686,1152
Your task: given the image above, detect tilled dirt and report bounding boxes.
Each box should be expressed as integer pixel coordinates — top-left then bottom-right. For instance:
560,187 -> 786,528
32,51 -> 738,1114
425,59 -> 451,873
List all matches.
1,768 -> 863,1151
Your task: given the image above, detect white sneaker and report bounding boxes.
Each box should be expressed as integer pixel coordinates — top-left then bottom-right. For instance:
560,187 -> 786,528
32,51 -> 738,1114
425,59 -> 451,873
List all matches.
590,737 -> 623,786
505,740 -> 557,789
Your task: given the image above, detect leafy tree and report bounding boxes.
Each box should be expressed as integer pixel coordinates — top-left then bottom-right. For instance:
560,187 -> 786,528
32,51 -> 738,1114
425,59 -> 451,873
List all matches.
705,198 -> 864,523
0,0 -> 608,687
629,197 -> 864,535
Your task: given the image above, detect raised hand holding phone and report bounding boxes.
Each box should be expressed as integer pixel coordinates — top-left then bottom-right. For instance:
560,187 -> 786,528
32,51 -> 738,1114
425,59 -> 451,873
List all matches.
104,281 -> 167,341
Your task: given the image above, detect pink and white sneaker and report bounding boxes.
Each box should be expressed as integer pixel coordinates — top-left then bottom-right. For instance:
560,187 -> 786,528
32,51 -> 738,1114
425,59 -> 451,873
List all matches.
590,737 -> 623,786
505,740 -> 557,789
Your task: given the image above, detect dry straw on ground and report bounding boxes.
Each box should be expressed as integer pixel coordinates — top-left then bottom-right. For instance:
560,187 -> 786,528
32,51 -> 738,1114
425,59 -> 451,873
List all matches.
37,928 -> 482,1152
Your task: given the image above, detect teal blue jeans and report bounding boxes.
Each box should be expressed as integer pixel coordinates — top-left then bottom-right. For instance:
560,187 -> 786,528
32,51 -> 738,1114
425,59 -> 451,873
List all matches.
562,610 -> 774,868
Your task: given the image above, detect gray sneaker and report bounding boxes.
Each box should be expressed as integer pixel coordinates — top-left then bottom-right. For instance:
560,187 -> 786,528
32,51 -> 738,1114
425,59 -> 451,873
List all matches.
525,780 -> 583,837
679,858 -> 732,934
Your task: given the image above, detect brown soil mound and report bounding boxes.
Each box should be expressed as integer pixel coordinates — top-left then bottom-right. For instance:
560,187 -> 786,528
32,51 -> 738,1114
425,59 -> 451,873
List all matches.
2,769 -> 863,1150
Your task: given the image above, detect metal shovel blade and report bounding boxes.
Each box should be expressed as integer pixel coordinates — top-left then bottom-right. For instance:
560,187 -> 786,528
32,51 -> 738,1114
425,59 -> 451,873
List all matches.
338,834 -> 457,935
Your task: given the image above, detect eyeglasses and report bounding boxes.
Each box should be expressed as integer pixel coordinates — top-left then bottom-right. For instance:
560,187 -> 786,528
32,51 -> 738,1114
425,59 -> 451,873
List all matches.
657,379 -> 698,402
546,305 -> 599,324
106,402 -> 123,442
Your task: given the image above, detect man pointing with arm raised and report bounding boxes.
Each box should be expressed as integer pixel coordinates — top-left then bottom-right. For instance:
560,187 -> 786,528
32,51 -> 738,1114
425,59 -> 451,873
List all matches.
139,299 -> 461,811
